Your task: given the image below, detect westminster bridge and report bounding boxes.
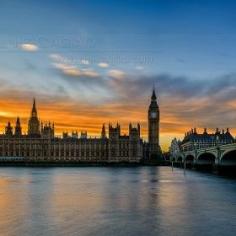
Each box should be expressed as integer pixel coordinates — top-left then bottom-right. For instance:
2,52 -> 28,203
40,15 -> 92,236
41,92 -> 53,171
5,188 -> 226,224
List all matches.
171,143 -> 236,169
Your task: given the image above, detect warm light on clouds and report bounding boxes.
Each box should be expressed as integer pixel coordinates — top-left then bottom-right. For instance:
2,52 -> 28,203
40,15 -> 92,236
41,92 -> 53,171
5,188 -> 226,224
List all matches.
50,53 -> 100,79
2,43 -> 236,152
81,68 -> 99,78
63,68 -> 82,77
0,111 -> 14,117
53,62 -> 99,78
1,68 -> 236,151
98,62 -> 109,68
108,69 -> 126,80
1,95 -> 235,151
19,43 -> 38,52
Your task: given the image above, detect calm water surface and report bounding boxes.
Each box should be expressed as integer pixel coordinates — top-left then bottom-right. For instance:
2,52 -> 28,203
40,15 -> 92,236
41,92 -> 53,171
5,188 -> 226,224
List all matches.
0,167 -> 236,236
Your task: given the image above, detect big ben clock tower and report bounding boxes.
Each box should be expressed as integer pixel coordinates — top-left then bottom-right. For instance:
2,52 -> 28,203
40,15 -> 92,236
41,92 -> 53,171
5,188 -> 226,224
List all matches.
148,88 -> 161,159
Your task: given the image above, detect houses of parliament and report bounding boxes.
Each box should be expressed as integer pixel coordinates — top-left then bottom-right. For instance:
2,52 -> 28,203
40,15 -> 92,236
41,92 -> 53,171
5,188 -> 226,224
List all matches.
0,89 -> 161,163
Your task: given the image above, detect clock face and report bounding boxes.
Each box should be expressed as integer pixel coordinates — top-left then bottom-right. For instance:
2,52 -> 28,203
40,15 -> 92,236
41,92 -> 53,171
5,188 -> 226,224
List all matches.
151,112 -> 157,118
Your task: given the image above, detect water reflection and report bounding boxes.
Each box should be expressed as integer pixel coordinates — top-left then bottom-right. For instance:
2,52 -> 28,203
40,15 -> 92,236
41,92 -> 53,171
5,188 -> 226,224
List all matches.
0,167 -> 236,236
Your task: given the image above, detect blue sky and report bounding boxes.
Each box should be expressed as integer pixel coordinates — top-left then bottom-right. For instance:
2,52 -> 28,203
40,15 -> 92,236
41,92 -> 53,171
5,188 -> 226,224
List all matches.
0,0 -> 236,149
1,0 -> 236,77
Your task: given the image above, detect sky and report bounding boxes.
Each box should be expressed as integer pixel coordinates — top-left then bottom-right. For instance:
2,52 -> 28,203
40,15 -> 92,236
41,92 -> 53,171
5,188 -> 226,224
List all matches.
0,0 -> 236,151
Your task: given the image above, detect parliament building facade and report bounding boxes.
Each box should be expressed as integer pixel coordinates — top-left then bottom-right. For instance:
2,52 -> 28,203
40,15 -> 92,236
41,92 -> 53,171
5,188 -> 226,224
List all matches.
0,90 -> 161,163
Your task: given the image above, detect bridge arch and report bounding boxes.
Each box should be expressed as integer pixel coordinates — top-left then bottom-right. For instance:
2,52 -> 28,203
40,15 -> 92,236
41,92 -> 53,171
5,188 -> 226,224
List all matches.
196,152 -> 216,167
185,154 -> 194,162
177,156 -> 183,163
185,154 -> 194,168
221,150 -> 236,167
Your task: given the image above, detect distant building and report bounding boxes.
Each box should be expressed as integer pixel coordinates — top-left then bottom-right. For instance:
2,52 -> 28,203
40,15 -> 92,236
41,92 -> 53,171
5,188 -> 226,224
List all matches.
170,128 -> 235,157
0,89 -> 161,163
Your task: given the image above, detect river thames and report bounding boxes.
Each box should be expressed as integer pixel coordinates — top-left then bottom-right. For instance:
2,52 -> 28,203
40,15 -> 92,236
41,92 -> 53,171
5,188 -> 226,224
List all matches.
0,167 -> 236,236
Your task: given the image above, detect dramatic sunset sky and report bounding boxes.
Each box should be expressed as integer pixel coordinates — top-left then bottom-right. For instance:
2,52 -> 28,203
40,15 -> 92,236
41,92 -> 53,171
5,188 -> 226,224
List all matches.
0,0 -> 236,150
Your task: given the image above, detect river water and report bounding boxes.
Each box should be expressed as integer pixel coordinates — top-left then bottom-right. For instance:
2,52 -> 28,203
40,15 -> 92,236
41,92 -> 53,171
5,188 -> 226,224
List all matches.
0,167 -> 236,236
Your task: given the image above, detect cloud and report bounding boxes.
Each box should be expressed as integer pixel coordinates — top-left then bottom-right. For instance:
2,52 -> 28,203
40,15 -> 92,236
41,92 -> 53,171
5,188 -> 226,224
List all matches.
49,53 -> 74,66
98,62 -> 109,68
49,53 -> 100,79
49,54 -> 109,101
1,69 -> 236,150
107,69 -> 126,80
108,72 -> 236,130
49,53 -> 65,62
81,68 -> 99,78
52,63 -> 99,78
81,59 -> 90,65
13,45 -> 236,146
19,43 -> 38,52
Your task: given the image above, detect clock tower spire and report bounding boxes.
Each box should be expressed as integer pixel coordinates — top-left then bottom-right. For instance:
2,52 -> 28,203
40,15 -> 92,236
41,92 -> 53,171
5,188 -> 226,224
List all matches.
148,87 -> 160,158
28,98 -> 40,137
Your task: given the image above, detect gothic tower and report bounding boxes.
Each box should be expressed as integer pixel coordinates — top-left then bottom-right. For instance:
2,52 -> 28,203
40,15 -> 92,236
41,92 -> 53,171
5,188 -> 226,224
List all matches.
15,117 -> 22,136
148,88 -> 160,158
28,98 -> 40,137
101,123 -> 106,139
5,122 -> 13,136
108,123 -> 120,160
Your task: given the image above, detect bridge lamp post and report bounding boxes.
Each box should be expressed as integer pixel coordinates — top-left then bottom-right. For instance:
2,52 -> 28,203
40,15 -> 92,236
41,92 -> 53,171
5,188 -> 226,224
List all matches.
216,145 -> 221,166
194,142 -> 198,165
183,156 -> 186,174
216,136 -> 220,166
